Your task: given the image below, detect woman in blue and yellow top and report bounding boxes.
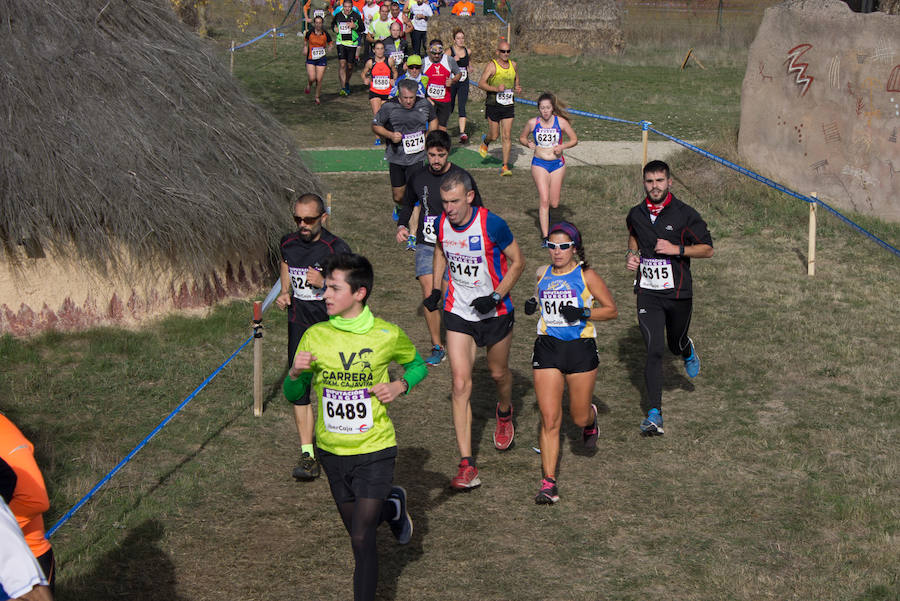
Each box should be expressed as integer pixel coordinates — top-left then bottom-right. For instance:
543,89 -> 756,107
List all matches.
523,222 -> 617,504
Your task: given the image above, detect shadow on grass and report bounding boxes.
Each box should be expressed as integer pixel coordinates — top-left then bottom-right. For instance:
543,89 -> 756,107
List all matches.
379,445 -> 452,600
62,519 -> 186,601
617,323 -> 695,415
469,366 -> 531,456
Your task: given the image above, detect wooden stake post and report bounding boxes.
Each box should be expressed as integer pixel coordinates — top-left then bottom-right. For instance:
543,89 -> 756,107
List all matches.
230,40 -> 235,74
252,301 -> 263,417
808,193 -> 817,276
640,120 -> 650,169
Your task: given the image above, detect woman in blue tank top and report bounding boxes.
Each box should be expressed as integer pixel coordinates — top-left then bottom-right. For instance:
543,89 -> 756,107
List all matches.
518,92 -> 578,245
523,222 -> 617,504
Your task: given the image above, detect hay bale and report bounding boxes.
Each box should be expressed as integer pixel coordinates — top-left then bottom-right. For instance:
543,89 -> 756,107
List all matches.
0,0 -> 321,335
511,0 -> 625,56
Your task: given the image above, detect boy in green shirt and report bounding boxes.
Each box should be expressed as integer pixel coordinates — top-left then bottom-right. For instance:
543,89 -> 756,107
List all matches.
284,252 -> 426,601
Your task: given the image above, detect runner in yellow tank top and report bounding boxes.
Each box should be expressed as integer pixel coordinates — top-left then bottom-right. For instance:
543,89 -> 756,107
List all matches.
477,39 -> 521,176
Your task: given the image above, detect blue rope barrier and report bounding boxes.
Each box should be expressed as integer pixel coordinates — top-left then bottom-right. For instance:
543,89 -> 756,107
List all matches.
231,15 -> 304,52
46,333 -> 255,538
647,127 -> 900,258
489,9 -> 506,23
512,92 -> 897,257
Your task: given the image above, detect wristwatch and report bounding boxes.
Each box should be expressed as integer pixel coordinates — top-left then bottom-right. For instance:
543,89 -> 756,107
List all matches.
582,307 -> 591,319
490,291 -> 501,304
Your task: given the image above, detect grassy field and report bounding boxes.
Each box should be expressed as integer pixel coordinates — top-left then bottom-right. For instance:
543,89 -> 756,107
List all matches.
3,2 -> 900,600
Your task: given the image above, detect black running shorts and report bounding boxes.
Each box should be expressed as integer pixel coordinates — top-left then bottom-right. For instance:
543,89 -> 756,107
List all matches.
444,311 -> 514,348
531,336 -> 599,374
485,103 -> 515,122
336,45 -> 358,63
433,101 -> 452,127
319,447 -> 397,504
389,161 -> 421,188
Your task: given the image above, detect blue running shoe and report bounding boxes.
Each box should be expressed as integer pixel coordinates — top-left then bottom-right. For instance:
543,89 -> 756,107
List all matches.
374,137 -> 382,146
640,408 -> 664,435
684,339 -> 700,378
406,234 -> 417,251
392,206 -> 399,222
425,344 -> 446,366
387,486 -> 413,544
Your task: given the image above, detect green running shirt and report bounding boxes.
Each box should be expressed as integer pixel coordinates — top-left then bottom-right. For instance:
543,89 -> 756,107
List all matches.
283,315 -> 425,455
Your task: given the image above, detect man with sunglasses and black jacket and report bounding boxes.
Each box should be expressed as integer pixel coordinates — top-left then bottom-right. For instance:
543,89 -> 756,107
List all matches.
276,192 -> 352,481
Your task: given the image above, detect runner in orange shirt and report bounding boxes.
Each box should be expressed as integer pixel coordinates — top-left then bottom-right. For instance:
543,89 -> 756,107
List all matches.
0,414 -> 55,592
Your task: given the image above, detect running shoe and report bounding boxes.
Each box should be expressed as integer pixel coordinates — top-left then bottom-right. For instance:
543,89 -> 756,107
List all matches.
583,403 -> 599,449
534,477 -> 559,504
292,452 -> 321,480
374,137 -> 382,146
406,234 -> 417,251
493,402 -> 515,450
305,85 -> 311,94
314,97 -> 321,105
344,85 -> 351,95
387,486 -> 413,544
424,344 -> 446,366
640,408 -> 664,436
392,205 -> 399,222
499,165 -> 512,176
338,88 -> 348,97
450,459 -> 481,490
478,135 -> 488,158
684,339 -> 700,378
459,133 -> 468,144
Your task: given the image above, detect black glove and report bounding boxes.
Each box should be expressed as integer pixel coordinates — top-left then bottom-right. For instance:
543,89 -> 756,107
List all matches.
470,293 -> 500,314
560,304 -> 589,322
423,289 -> 442,311
524,297 -> 538,315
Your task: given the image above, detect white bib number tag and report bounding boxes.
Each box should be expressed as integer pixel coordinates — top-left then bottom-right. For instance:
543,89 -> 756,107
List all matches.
458,67 -> 467,82
427,82 -> 446,99
322,388 -> 374,434
390,50 -> 405,65
639,258 -> 674,291
339,22 -> 351,35
288,266 -> 323,301
373,75 -> 390,89
313,9 -> 325,18
539,289 -> 577,327
496,90 -> 514,105
422,215 -> 437,244
535,128 -> 559,148
310,46 -> 326,60
447,253 -> 483,287
402,130 -> 425,154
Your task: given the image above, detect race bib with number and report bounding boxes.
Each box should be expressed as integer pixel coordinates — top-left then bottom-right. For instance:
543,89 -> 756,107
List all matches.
496,90 -> 514,105
288,266 -> 324,301
313,9 -> 325,18
322,388 -> 374,434
639,258 -> 674,290
422,215 -> 437,244
338,21 -> 351,35
310,46 -> 326,60
447,253 -> 483,287
539,288 -> 577,327
535,127 -> 560,148
427,82 -> 446,100
373,75 -> 390,90
402,130 -> 425,154
458,67 -> 467,82
390,50 -> 405,64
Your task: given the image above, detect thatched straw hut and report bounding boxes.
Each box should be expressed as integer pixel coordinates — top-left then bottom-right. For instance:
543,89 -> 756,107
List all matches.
512,0 -> 624,56
0,0 -> 320,336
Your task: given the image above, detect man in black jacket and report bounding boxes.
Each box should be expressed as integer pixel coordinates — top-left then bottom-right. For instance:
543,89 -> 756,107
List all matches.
625,160 -> 714,436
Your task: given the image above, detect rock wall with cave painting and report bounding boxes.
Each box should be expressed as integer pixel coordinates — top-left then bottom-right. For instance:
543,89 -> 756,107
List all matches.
738,0 -> 899,221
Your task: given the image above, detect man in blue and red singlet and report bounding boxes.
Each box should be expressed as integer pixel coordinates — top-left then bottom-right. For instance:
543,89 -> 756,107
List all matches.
423,169 -> 525,490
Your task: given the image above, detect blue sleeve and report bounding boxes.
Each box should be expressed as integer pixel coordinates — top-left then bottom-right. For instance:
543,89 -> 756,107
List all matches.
484,211 -> 514,250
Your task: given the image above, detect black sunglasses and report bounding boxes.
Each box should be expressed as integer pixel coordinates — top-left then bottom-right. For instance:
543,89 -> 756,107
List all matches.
498,49 -> 511,54
546,241 -> 575,250
294,214 -> 323,225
